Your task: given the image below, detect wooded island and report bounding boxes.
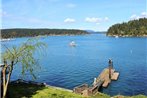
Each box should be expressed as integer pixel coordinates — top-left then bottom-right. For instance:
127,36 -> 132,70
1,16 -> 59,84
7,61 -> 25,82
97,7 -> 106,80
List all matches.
107,18 -> 147,37
1,29 -> 89,38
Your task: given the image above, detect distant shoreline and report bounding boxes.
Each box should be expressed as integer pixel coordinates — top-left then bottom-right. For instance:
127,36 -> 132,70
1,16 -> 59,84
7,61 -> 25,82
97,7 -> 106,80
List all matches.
1,33 -> 147,40
107,34 -> 147,37
0,33 -> 90,40
1,28 -> 89,39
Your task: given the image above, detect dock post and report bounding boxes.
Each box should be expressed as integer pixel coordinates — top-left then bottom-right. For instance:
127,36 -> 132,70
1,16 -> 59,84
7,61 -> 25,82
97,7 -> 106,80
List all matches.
108,59 -> 113,79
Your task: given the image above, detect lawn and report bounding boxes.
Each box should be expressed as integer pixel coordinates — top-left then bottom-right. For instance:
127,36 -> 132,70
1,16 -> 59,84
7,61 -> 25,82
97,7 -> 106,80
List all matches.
8,83 -> 147,98
8,83 -> 84,98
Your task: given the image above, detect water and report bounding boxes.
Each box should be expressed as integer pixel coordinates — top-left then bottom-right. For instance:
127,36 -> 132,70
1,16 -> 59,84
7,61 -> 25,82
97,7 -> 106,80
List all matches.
1,34 -> 147,96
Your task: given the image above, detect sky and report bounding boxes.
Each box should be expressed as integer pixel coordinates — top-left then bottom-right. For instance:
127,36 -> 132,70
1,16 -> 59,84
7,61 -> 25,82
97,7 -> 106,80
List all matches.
0,0 -> 147,31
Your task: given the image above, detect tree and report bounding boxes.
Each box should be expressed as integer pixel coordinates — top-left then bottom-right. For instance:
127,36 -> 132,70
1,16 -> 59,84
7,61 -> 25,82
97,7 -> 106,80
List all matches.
1,38 -> 46,98
107,18 -> 147,36
1,29 -> 89,38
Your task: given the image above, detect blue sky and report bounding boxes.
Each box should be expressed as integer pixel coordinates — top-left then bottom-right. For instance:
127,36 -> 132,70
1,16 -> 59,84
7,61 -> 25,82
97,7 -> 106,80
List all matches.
0,0 -> 147,31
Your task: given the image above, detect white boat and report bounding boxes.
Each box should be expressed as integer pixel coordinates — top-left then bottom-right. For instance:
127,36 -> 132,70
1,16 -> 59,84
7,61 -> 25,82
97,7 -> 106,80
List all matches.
115,36 -> 119,38
69,41 -> 76,47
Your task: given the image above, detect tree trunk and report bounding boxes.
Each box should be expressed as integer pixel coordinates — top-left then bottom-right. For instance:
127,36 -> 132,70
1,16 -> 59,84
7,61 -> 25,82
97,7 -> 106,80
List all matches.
2,62 -> 7,98
2,86 -> 7,98
2,73 -> 7,98
2,61 -> 13,98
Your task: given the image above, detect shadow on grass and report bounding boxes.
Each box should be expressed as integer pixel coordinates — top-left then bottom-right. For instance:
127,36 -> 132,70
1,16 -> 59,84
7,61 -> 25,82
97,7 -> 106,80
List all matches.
7,82 -> 46,98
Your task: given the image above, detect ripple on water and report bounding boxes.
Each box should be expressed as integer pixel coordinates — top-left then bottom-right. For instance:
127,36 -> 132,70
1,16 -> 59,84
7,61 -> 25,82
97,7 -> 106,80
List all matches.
2,34 -> 147,96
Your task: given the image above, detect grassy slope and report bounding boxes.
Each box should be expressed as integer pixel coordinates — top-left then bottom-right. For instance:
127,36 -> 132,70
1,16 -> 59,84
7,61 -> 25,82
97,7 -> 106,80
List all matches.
8,83 -> 147,98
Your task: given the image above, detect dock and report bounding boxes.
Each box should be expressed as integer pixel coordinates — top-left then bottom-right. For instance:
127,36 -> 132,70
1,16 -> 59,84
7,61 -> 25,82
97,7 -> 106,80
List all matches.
73,59 -> 119,96
111,72 -> 119,80
93,68 -> 119,88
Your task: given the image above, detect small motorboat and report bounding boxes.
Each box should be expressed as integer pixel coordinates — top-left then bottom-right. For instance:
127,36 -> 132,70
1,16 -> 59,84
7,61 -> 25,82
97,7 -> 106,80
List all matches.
69,41 -> 76,47
115,36 -> 119,38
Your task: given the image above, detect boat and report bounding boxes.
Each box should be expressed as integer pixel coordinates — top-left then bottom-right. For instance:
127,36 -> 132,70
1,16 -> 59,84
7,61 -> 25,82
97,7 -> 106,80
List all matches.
115,36 -> 119,38
69,41 -> 76,47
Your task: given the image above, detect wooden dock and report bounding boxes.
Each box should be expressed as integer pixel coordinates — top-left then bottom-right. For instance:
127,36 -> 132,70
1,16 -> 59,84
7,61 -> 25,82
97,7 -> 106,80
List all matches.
93,68 -> 119,88
111,72 -> 119,80
73,59 -> 119,96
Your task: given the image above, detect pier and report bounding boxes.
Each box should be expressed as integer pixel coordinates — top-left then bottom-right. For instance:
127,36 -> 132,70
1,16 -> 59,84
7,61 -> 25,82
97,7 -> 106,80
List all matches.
73,59 -> 119,96
93,68 -> 119,88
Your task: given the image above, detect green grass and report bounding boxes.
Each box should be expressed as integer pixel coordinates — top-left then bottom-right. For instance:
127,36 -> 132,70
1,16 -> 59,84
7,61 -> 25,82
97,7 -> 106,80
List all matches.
8,83 -> 147,98
91,92 -> 110,98
31,87 -> 83,98
8,83 -> 84,98
113,95 -> 147,98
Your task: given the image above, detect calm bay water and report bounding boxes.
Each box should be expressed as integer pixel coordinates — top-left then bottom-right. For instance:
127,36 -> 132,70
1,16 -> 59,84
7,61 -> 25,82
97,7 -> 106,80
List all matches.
1,34 -> 147,96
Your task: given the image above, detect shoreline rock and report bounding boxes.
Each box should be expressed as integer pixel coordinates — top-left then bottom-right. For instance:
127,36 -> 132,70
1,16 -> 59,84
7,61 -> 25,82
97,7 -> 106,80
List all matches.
10,79 -> 72,92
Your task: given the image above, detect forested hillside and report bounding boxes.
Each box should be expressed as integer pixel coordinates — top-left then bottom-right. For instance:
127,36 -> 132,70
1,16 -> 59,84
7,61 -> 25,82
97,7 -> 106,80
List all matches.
107,18 -> 147,37
1,28 -> 89,38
